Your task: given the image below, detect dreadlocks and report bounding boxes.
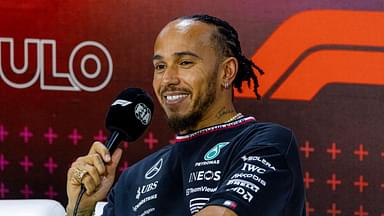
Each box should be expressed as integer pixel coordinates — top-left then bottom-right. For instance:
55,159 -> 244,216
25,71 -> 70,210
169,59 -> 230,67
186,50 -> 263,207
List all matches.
179,14 -> 264,99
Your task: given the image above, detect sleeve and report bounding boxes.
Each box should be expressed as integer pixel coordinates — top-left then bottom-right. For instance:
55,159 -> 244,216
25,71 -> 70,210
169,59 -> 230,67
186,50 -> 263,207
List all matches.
206,130 -> 297,216
100,180 -> 116,216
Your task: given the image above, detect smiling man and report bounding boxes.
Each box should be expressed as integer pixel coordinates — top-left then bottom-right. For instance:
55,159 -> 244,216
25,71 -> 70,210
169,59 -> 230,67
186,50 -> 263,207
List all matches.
66,15 -> 305,216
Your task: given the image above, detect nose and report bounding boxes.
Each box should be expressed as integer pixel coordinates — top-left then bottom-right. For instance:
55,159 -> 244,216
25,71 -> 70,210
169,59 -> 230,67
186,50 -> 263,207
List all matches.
161,65 -> 180,87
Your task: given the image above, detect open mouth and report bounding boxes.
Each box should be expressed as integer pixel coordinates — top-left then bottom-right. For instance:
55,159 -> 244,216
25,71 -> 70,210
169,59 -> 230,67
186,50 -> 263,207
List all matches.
163,93 -> 190,104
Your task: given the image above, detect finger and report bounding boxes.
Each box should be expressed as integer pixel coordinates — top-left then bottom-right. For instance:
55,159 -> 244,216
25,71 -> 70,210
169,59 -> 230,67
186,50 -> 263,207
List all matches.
75,154 -> 106,176
83,164 -> 101,187
82,174 -> 97,195
85,154 -> 106,176
88,141 -> 111,163
105,148 -> 123,177
68,166 -> 82,186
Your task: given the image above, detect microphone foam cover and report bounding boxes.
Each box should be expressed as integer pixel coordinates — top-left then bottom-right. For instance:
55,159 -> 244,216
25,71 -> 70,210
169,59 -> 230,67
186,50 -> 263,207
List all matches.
105,88 -> 154,141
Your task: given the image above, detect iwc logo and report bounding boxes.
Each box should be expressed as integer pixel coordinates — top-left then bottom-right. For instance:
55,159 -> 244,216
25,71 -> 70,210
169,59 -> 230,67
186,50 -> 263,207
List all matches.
135,103 -> 151,125
204,142 -> 230,161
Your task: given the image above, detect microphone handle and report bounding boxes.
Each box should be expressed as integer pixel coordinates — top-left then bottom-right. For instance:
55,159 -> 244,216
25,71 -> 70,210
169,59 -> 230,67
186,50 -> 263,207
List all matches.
104,130 -> 124,153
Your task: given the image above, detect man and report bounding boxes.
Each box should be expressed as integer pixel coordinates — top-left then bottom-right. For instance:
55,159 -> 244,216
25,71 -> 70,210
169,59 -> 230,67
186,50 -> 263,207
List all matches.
66,15 -> 305,216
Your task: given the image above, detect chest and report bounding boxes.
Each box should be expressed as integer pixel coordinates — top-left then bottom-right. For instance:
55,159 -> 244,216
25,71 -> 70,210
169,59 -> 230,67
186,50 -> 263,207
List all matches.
181,141 -> 235,214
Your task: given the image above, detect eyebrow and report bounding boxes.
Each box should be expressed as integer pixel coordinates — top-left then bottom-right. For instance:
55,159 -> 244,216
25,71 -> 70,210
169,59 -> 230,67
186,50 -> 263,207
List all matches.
152,51 -> 201,61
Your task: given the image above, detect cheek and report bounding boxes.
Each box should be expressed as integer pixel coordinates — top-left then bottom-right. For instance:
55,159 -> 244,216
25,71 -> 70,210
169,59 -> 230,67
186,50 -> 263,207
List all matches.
152,77 -> 161,99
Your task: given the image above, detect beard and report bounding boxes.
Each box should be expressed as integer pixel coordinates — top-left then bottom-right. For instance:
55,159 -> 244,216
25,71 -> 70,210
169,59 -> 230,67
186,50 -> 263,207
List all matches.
166,76 -> 217,134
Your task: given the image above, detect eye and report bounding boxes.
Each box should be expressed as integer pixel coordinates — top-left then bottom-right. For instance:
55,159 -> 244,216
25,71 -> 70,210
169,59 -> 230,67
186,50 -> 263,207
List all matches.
154,63 -> 166,72
179,60 -> 194,68
180,61 -> 192,65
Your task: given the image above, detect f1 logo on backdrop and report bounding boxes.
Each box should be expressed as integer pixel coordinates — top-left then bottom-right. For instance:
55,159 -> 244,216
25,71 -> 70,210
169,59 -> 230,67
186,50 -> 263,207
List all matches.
236,10 -> 384,101
0,38 -> 113,92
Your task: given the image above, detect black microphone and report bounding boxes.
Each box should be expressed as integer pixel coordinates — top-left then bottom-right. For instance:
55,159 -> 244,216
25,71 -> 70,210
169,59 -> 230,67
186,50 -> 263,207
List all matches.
73,88 -> 154,216
104,87 -> 154,153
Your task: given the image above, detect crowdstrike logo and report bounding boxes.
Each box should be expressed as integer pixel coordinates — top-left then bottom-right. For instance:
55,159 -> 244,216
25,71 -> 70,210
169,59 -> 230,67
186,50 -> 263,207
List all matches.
145,158 -> 163,180
204,142 -> 230,161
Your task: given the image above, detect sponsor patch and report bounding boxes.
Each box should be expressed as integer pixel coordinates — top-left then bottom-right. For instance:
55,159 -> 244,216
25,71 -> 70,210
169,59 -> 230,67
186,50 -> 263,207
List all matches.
194,160 -> 220,167
145,158 -> 163,180
204,142 -> 230,160
241,162 -> 266,174
132,194 -> 158,212
186,186 -> 218,196
226,179 -> 260,193
188,170 -> 221,183
231,173 -> 267,186
136,181 -> 158,200
223,200 -> 238,210
241,155 -> 276,171
189,197 -> 210,215
135,103 -> 151,125
226,187 -> 253,202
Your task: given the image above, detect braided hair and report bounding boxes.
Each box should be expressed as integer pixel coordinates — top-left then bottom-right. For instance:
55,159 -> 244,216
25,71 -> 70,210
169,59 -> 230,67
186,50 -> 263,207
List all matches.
179,14 -> 264,99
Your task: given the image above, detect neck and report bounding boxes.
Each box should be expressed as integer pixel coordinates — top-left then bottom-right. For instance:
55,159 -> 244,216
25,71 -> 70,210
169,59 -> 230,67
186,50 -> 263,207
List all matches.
179,103 -> 238,134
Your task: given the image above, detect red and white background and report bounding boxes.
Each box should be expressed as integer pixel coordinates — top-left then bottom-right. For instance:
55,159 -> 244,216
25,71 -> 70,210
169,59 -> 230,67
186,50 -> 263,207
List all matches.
0,0 -> 383,215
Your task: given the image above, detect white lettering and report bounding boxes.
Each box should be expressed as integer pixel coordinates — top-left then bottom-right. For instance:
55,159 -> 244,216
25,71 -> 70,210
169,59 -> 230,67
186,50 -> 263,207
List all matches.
133,194 -> 158,212
138,208 -> 155,216
226,187 -> 253,202
189,170 -> 221,183
136,181 -> 158,200
0,37 -> 113,92
241,155 -> 276,171
231,173 -> 267,186
194,160 -> 220,167
241,163 -> 266,174
226,179 -> 260,193
186,186 -> 218,196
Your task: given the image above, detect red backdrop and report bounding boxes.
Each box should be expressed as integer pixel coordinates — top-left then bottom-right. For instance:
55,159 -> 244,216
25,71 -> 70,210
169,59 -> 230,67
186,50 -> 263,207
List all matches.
0,1 -> 383,215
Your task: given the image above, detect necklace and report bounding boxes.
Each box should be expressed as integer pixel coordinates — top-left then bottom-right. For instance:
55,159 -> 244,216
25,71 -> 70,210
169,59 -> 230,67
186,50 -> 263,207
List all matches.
225,113 -> 243,123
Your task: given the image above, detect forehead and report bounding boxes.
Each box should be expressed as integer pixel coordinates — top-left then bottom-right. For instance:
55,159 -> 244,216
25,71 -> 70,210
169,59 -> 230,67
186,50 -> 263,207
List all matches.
154,19 -> 217,57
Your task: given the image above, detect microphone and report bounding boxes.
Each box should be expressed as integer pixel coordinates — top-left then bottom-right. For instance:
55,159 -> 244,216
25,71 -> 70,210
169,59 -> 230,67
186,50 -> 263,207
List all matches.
104,87 -> 154,153
73,88 -> 154,216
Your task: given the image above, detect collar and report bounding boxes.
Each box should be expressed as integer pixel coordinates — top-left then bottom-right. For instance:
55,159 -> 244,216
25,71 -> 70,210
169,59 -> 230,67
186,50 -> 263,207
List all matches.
175,116 -> 256,142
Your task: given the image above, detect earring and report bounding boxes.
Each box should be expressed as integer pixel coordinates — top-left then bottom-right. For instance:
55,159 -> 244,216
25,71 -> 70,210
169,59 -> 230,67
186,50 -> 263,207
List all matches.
224,82 -> 229,89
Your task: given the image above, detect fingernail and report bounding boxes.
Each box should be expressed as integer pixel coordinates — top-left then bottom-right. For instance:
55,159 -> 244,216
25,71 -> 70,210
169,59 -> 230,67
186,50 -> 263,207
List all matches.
105,154 -> 111,162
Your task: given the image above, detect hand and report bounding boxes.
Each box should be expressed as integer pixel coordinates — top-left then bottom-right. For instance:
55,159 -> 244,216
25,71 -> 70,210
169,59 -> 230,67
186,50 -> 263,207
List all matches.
66,141 -> 123,215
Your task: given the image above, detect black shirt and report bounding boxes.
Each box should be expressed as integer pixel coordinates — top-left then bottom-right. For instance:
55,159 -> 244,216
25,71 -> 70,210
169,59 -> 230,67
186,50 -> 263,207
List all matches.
102,116 -> 306,216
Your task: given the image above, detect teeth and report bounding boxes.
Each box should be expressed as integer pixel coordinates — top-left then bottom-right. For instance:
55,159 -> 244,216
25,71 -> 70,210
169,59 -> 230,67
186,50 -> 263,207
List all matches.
165,94 -> 188,101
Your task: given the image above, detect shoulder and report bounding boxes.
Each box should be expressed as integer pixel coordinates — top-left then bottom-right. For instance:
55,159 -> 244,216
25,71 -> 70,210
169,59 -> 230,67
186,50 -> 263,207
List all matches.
250,121 -> 293,141
239,121 -> 296,154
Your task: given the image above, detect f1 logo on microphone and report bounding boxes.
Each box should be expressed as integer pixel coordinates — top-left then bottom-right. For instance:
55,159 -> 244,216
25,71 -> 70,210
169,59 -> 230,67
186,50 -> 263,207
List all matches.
111,99 -> 132,107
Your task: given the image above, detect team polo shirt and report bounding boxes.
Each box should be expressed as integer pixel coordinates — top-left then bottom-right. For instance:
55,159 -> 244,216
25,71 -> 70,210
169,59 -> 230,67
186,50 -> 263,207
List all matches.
102,116 -> 306,216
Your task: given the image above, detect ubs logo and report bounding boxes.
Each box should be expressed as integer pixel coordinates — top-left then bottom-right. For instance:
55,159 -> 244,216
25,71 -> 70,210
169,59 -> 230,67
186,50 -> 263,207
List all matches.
136,181 -> 158,200
145,158 -> 163,180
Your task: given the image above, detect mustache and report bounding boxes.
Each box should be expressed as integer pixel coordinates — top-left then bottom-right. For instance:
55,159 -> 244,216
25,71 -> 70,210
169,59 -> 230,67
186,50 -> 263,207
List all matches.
160,86 -> 191,96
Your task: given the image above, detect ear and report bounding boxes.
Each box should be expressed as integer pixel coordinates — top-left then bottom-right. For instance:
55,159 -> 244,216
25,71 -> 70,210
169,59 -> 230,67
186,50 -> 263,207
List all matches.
220,57 -> 238,89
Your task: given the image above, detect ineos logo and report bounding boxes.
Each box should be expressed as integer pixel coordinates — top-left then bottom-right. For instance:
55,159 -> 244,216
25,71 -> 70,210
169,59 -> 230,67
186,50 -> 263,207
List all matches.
145,158 -> 163,180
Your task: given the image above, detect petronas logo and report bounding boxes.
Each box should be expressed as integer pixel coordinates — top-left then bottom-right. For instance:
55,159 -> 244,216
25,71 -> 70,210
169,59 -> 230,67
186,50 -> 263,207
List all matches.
204,142 -> 230,161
